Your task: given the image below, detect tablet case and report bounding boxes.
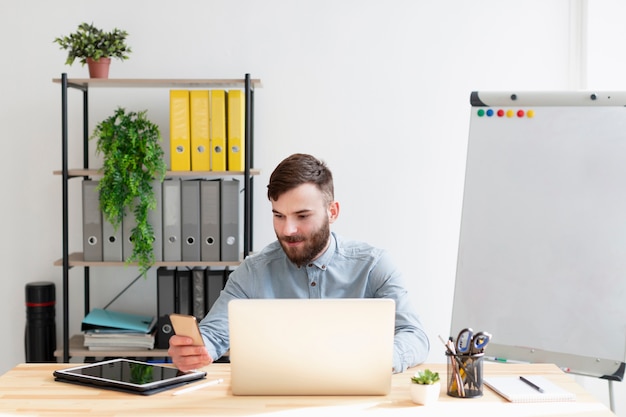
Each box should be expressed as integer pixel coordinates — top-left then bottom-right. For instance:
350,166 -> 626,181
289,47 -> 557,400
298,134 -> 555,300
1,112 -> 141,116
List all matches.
53,359 -> 206,395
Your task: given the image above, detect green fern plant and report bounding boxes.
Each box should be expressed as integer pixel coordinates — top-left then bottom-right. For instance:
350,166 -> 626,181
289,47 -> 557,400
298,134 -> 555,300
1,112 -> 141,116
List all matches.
91,107 -> 166,276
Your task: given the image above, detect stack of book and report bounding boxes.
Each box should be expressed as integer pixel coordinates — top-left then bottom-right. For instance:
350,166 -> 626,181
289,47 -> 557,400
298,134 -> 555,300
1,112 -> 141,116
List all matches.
81,308 -> 156,351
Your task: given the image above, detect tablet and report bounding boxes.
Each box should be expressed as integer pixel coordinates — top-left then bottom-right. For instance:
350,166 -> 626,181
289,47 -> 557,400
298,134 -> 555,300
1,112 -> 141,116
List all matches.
53,358 -> 206,395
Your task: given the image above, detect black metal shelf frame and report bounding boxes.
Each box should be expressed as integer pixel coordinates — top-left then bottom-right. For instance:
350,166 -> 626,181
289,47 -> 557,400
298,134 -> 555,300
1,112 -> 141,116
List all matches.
58,73 -> 256,362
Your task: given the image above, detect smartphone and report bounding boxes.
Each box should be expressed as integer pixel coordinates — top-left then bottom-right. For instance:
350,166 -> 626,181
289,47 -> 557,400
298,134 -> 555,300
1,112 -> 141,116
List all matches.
169,314 -> 205,346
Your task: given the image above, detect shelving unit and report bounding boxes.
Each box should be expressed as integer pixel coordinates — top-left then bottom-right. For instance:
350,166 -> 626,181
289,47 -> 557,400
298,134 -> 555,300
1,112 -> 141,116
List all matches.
53,74 -> 260,362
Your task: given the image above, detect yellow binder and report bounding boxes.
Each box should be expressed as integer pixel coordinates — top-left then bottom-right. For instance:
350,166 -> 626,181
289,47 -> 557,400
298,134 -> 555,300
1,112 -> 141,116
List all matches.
227,89 -> 245,171
169,90 -> 191,171
190,90 -> 210,171
209,90 -> 227,171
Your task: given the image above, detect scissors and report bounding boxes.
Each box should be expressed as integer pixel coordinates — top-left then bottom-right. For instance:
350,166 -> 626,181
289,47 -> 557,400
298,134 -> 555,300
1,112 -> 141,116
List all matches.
455,328 -> 473,355
470,331 -> 492,354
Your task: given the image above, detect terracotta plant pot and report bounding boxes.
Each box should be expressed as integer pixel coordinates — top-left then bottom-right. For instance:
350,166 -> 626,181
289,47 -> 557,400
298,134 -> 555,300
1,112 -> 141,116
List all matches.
410,382 -> 441,405
87,57 -> 111,79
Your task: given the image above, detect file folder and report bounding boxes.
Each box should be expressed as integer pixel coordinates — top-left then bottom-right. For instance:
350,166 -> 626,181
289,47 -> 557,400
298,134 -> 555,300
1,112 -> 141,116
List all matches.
155,315 -> 174,350
200,179 -> 221,262
192,268 -> 206,321
81,308 -> 156,333
157,267 -> 176,318
154,265 -> 175,345
181,180 -> 201,262
170,90 -> 191,171
162,179 -> 182,261
227,89 -> 245,171
220,179 -> 240,261
176,268 -> 192,315
82,180 -> 103,261
102,211 -> 122,262
190,90 -> 210,171
209,90 -> 227,171
149,179 -> 163,262
205,268 -> 226,312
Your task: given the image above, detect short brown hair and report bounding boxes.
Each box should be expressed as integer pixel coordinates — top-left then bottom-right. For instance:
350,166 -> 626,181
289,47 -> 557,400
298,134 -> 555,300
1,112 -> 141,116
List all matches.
267,153 -> 334,204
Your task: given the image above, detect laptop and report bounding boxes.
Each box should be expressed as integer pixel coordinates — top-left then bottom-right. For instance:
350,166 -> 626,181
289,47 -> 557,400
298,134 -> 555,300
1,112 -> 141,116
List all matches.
53,358 -> 206,395
228,298 -> 395,396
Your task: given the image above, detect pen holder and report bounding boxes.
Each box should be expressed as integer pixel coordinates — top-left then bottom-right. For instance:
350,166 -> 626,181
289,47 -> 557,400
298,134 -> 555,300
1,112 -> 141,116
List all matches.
445,351 -> 484,398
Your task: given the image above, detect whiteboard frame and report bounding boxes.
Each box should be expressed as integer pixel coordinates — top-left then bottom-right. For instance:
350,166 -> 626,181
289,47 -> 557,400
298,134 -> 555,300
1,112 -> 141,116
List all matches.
452,91 -> 626,381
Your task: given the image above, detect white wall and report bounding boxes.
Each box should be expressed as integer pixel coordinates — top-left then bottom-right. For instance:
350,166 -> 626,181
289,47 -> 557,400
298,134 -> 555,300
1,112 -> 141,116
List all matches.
573,1 -> 626,413
0,0 -> 622,414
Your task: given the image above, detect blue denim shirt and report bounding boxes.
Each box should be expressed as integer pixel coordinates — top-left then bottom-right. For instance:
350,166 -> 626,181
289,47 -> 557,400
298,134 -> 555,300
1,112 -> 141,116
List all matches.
198,232 -> 430,373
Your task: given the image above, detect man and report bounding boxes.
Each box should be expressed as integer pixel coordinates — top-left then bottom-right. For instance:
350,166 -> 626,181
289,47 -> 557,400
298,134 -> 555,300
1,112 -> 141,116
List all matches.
169,153 -> 430,373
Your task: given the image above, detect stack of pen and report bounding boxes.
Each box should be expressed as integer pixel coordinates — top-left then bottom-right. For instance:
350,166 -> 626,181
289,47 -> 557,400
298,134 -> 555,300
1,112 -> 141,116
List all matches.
441,336 -> 466,397
439,328 -> 491,398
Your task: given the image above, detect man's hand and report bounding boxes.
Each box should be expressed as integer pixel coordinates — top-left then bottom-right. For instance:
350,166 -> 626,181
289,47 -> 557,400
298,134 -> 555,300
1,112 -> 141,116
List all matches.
168,334 -> 213,371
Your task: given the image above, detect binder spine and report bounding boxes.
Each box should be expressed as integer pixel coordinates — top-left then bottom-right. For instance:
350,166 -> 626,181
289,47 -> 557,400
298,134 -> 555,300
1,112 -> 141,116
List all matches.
82,180 -> 103,262
220,179 -> 240,261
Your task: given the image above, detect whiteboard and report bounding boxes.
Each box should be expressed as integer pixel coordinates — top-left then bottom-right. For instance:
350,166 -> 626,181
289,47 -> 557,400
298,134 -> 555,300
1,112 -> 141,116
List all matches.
451,91 -> 626,380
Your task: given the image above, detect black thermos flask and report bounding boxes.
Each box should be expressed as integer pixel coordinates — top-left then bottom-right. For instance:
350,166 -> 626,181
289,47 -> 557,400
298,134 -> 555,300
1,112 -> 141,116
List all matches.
25,281 -> 57,362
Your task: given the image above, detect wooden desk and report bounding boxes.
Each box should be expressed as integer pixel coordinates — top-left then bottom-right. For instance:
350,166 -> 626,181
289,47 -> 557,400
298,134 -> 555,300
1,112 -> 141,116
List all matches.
0,362 -> 615,416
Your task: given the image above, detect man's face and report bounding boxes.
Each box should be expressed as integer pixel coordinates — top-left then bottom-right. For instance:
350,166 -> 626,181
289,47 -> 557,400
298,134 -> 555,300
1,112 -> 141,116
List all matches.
271,183 -> 338,266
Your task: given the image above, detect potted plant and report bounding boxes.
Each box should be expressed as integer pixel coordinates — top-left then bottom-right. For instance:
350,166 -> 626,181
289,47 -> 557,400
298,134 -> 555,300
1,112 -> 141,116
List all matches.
91,107 -> 166,276
54,22 -> 131,78
410,369 -> 441,405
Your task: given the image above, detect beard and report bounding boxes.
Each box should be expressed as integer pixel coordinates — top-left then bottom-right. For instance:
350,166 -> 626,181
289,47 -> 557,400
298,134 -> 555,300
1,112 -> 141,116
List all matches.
277,220 -> 331,267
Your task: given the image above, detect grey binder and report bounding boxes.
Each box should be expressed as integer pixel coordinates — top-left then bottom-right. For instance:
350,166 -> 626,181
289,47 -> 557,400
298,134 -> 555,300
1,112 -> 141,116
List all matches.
200,179 -> 221,261
149,180 -> 163,262
220,179 -> 240,262
191,268 -> 206,321
82,180 -> 102,261
176,268 -> 192,315
157,267 -> 176,317
181,180 -> 201,261
205,268 -> 226,312
102,214 -> 122,262
163,179 -> 182,261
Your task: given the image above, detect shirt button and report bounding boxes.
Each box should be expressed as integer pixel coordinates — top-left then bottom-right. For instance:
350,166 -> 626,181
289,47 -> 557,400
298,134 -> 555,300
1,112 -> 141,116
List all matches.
310,282 -> 317,287
308,263 -> 313,267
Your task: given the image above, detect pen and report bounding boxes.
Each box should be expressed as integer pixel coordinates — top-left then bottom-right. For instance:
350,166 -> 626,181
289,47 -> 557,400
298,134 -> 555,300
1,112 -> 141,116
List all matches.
437,335 -> 465,396
519,376 -> 544,393
485,356 -> 530,365
172,378 -> 224,396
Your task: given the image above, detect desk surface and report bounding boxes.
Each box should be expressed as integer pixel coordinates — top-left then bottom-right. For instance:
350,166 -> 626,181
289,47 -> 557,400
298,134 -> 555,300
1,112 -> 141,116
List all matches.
0,362 -> 615,416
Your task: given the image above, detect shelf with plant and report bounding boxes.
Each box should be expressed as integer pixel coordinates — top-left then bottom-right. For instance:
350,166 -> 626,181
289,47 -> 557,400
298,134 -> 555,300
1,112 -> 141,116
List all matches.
54,73 -> 260,362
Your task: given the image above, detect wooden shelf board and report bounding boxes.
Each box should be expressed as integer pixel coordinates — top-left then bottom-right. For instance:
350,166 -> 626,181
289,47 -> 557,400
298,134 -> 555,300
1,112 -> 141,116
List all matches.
52,78 -> 262,89
53,169 -> 261,177
54,252 -> 241,268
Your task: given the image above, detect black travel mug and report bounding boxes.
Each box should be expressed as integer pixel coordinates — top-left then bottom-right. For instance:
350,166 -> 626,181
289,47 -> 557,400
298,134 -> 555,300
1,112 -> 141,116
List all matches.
25,281 -> 57,362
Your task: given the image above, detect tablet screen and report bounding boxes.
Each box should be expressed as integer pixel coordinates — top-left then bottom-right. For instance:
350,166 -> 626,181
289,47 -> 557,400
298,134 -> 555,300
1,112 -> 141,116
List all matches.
54,358 -> 206,394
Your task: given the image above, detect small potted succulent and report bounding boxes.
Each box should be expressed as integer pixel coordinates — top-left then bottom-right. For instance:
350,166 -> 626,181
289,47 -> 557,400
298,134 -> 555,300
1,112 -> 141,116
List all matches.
54,22 -> 131,78
410,369 -> 441,405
